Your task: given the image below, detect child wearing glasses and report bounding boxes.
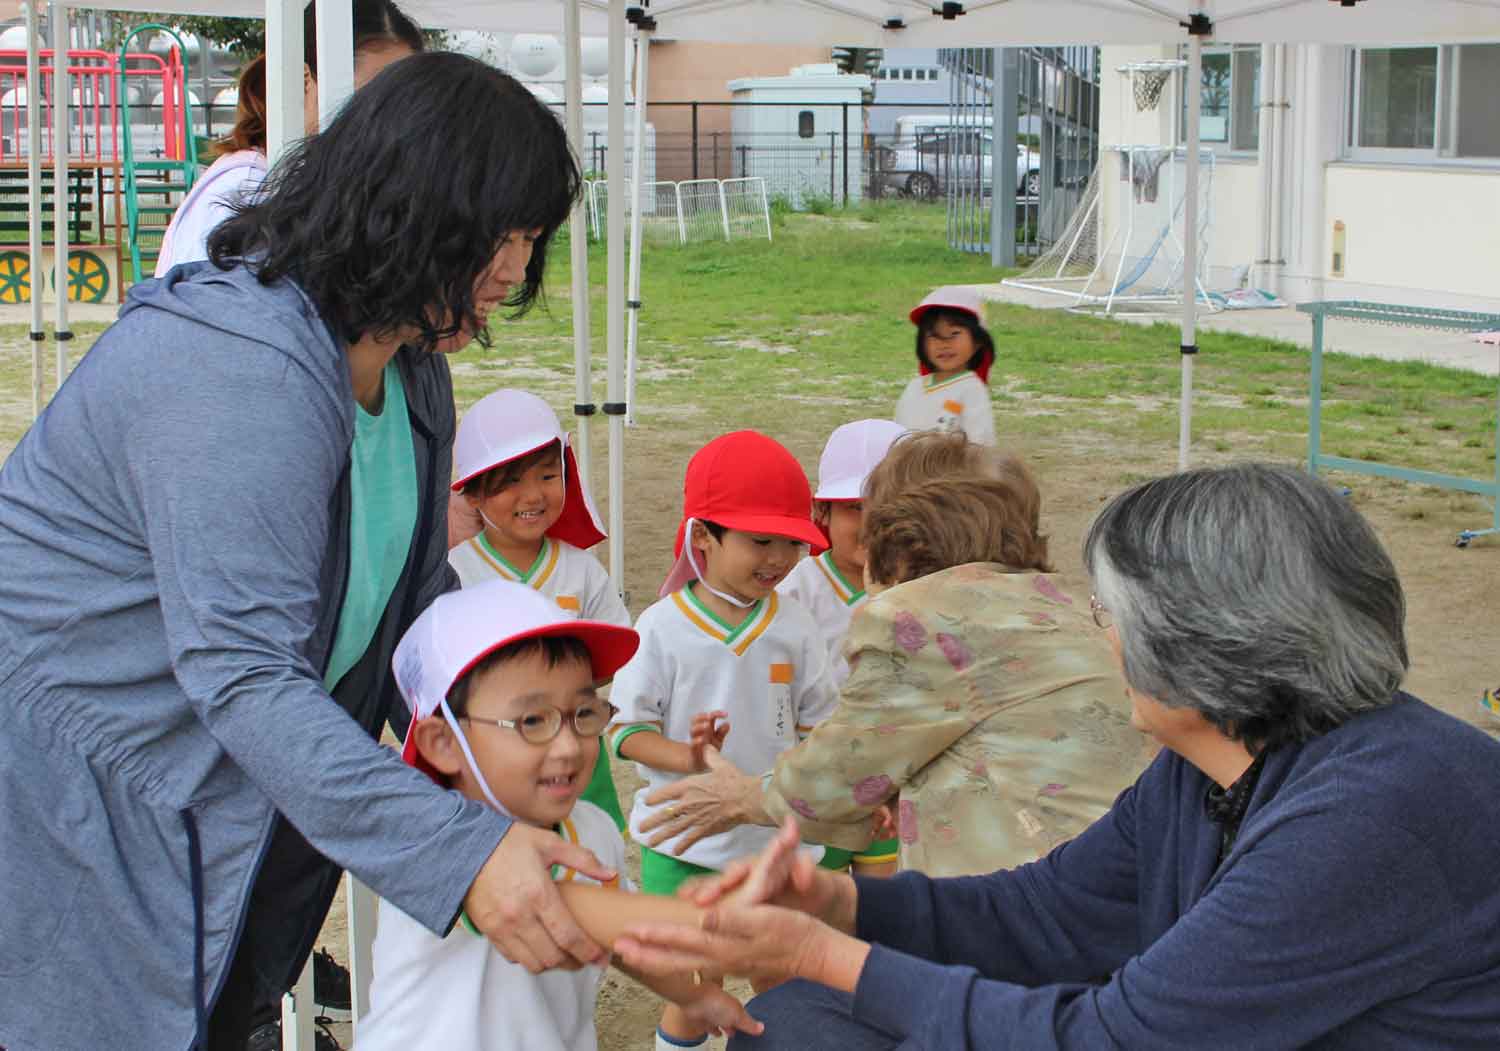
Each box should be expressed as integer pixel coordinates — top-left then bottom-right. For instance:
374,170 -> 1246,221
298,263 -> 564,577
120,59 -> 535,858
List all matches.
447,389 -> 631,831
357,580 -> 763,1051
894,286 -> 998,446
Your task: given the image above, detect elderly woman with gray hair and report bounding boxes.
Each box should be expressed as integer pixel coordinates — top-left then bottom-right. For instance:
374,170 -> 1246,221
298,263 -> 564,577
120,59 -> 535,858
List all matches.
612,463 -> 1500,1049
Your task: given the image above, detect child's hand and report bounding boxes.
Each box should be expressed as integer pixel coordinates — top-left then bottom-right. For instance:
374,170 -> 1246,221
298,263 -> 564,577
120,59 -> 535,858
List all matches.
677,985 -> 765,1038
870,801 -> 898,841
689,710 -> 730,771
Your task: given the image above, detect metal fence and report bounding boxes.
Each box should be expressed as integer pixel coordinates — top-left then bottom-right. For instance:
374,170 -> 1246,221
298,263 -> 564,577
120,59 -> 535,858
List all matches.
584,176 -> 771,244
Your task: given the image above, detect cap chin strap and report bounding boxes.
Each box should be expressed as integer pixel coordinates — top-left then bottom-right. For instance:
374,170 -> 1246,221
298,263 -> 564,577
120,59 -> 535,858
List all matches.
684,517 -> 755,609
439,695 -> 513,819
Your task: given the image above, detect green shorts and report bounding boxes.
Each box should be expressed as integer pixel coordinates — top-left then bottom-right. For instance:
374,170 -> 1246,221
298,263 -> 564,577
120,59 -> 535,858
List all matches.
854,837 -> 900,868
640,843 -> 858,897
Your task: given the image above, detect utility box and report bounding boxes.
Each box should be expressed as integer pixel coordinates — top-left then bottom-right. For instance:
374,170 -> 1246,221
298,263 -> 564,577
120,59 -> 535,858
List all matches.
727,63 -> 869,208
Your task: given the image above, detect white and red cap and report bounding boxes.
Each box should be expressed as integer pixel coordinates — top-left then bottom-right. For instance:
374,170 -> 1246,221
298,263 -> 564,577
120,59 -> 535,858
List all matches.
659,430 -> 828,599
451,389 -> 606,550
394,579 -> 639,785
909,285 -> 994,384
815,419 -> 909,502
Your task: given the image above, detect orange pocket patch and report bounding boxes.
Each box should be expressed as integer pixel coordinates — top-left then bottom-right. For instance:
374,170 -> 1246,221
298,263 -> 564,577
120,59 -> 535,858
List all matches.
943,399 -> 964,415
769,662 -> 794,684
555,595 -> 581,611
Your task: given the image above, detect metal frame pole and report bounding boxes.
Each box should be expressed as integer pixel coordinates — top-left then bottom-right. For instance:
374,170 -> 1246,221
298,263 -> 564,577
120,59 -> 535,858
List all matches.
565,0 -> 594,494
605,0 -> 627,595
51,2 -> 71,392
1179,34 -> 1204,471
625,23 -> 651,427
26,1 -> 44,416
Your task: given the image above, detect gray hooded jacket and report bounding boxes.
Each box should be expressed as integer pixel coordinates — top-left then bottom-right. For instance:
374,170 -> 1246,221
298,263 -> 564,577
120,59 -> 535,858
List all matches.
0,263 -> 508,1051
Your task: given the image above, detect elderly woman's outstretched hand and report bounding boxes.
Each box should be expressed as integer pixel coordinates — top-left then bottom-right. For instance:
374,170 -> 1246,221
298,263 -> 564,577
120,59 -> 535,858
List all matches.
616,819 -> 869,993
641,745 -> 763,853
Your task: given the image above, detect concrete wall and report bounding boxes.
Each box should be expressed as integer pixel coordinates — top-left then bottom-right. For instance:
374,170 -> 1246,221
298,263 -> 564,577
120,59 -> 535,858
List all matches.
646,41 -> 828,182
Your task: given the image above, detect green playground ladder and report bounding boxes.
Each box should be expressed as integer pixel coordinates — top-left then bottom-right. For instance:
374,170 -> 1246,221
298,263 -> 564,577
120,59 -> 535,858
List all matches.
117,24 -> 199,279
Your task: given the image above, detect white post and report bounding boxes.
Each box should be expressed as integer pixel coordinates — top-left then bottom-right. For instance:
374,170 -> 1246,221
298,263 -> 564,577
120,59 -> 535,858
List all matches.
1179,34 -> 1203,472
345,873 -> 377,1021
265,0 -> 304,166
624,24 -> 651,427
26,0 -> 43,416
606,0 -> 627,594
717,180 -> 730,241
565,0 -> 594,495
50,1 -> 69,392
314,0 -> 354,128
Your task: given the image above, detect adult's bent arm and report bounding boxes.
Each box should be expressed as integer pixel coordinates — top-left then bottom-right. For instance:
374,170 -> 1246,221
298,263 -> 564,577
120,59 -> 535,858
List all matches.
120,324 -> 519,940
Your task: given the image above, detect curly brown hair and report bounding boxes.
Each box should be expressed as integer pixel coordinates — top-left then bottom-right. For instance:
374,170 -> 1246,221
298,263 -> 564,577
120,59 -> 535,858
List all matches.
860,432 -> 1049,585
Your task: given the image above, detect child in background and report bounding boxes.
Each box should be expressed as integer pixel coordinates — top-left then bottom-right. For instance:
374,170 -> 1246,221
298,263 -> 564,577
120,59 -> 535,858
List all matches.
894,285 -> 998,446
358,581 -> 763,1050
778,419 -> 908,689
448,389 -> 630,829
607,430 -> 845,1051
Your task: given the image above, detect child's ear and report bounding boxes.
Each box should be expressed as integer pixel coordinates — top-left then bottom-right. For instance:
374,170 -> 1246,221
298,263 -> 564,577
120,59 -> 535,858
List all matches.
412,715 -> 466,777
462,488 -> 483,511
689,521 -> 715,549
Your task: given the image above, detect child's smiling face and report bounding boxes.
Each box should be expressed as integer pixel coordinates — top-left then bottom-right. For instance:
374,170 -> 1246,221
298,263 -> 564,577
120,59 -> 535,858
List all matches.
821,501 -> 866,579
923,317 -> 977,377
696,525 -> 805,604
468,444 -> 565,555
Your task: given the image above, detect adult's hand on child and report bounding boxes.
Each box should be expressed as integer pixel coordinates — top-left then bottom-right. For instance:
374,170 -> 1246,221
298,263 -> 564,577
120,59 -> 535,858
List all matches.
464,823 -> 613,973
678,985 -> 766,1039
680,819 -> 844,927
641,747 -> 760,853
689,710 -> 730,770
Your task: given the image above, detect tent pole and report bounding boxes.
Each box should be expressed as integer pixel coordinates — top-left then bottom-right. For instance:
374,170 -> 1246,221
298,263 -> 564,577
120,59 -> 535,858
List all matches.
624,22 -> 651,427
314,0 -> 354,125
606,0 -> 627,595
26,0 -> 43,416
265,0 -> 303,167
1179,30 -> 1203,472
51,2 -> 70,393
565,0 -> 595,496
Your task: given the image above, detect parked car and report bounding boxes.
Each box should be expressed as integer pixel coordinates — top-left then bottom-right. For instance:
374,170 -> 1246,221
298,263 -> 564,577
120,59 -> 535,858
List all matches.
871,133 -> 1040,199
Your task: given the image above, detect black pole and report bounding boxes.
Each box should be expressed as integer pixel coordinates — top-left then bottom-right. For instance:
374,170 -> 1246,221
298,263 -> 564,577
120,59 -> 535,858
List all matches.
691,102 -> 699,180
842,102 -> 849,206
829,131 -> 836,200
713,131 -> 721,179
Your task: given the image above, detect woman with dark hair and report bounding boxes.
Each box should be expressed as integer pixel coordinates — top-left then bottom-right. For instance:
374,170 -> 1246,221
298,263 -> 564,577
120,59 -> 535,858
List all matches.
640,433 -> 1153,879
155,0 -> 423,274
0,53 -> 609,1051
616,463 -> 1500,1049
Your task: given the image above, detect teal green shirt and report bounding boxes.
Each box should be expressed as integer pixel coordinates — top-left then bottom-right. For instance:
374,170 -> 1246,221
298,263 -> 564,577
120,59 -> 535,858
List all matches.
323,361 -> 418,692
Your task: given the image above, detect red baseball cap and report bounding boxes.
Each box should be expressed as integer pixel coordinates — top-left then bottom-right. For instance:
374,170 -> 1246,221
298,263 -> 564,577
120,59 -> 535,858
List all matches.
659,430 -> 827,597
909,285 -> 995,384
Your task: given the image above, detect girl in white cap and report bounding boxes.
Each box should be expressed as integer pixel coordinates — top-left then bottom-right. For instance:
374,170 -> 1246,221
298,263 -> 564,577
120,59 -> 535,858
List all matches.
894,285 -> 998,446
448,388 -> 631,829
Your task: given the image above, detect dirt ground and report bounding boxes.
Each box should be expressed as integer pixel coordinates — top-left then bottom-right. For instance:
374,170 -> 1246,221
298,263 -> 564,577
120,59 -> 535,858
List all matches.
4,339 -> 1496,1051
305,418 -> 1500,1051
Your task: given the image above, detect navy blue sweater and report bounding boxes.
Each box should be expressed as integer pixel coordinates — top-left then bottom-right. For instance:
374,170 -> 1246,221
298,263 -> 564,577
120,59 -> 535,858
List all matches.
852,695 -> 1500,1047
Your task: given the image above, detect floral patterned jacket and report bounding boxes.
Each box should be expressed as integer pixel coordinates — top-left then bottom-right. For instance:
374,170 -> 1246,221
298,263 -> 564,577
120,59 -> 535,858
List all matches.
762,562 -> 1158,878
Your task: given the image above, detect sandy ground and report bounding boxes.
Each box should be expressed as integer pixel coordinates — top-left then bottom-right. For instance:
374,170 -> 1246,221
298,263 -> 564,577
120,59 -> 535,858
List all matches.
3,311 -> 1497,1050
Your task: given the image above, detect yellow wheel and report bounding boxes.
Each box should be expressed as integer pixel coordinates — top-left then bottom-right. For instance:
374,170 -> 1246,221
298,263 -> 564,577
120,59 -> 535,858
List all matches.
0,250 -> 30,304
64,250 -> 111,304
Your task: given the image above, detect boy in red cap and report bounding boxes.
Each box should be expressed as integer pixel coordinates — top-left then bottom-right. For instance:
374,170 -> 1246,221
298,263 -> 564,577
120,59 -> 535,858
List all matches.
895,285 -> 998,446
358,580 -> 763,1050
606,430 -> 845,1051
448,388 -> 630,830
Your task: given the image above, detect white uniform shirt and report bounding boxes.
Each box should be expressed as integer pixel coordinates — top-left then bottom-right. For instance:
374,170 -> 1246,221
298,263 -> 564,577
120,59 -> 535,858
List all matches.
154,150 -> 268,275
777,551 -> 866,689
449,535 -> 629,626
357,802 -> 626,1051
608,587 -> 837,871
893,370 -> 996,446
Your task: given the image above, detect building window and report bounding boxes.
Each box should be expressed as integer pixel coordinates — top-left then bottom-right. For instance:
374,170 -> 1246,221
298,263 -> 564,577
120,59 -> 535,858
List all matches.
914,68 -> 926,81
1184,44 -> 1260,153
798,110 -> 815,138
902,68 -> 913,80
1349,45 -> 1500,160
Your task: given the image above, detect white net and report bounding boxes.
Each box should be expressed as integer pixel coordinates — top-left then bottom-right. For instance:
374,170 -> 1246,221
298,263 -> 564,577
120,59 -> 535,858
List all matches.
1004,150 -> 1216,316
582,178 -> 771,245
1132,68 -> 1174,112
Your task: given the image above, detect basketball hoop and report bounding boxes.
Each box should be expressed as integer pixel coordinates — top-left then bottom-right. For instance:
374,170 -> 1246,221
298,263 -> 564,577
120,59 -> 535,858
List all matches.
1133,68 -> 1174,112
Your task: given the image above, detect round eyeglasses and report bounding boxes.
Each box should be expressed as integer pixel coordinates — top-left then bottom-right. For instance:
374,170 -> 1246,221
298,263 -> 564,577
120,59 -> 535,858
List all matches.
463,700 -> 617,745
1089,595 -> 1112,630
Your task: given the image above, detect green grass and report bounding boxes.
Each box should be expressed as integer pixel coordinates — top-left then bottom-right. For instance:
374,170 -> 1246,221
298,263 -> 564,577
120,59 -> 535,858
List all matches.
6,204 -> 1497,485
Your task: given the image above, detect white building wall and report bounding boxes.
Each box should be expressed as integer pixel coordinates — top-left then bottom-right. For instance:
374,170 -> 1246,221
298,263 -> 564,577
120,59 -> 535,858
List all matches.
1099,42 -> 1500,312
